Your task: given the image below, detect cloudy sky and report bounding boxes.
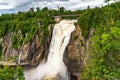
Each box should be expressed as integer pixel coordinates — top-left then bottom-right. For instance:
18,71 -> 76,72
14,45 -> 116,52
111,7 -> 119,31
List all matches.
0,0 -> 114,15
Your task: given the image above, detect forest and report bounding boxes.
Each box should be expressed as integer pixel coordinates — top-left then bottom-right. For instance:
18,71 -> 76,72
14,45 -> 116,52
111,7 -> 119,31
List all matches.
0,1 -> 120,80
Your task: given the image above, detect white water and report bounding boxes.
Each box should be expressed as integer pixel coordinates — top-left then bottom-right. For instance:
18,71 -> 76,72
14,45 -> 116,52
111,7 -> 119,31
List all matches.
18,44 -> 24,64
24,19 -> 77,80
18,50 -> 22,64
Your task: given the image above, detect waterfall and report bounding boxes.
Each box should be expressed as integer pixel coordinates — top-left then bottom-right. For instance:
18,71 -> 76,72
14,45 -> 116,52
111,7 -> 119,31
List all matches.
18,50 -> 22,64
24,19 -> 77,80
17,44 -> 24,64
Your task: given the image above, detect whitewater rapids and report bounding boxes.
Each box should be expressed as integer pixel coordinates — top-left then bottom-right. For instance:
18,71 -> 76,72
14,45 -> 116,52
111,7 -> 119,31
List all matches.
24,19 -> 77,80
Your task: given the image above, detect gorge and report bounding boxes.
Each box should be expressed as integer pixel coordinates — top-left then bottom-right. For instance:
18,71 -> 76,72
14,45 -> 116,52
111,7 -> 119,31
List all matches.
0,2 -> 120,80
0,18 -> 85,80
24,19 -> 77,80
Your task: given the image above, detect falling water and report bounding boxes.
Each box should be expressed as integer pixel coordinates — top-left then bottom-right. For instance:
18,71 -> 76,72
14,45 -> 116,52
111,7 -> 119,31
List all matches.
18,50 -> 22,64
17,44 -> 24,64
24,19 -> 77,80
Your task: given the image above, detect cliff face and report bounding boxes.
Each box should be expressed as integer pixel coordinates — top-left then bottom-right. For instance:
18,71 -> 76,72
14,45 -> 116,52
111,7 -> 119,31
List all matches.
0,20 -> 89,79
65,25 -> 86,79
0,24 -> 54,66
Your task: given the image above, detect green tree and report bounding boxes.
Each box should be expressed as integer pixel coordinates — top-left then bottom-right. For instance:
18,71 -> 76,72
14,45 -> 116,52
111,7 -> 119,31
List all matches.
81,26 -> 120,79
104,0 -> 110,3
59,7 -> 65,13
0,43 -> 2,60
0,66 -> 14,80
16,66 -> 25,80
0,66 -> 25,80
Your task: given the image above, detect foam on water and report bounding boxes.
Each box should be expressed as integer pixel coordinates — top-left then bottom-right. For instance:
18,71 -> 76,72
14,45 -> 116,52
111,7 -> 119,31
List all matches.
24,19 -> 77,80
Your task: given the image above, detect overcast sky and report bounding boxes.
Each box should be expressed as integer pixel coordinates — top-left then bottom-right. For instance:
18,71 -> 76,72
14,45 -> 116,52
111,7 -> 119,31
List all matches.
0,0 -> 115,15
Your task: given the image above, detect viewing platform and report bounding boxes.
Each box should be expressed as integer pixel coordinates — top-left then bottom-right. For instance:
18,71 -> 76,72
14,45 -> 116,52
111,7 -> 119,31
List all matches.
52,14 -> 80,22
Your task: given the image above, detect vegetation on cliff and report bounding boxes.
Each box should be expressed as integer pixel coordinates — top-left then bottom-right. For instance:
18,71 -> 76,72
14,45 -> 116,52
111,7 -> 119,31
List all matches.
78,1 -> 120,80
0,66 -> 25,80
0,1 -> 120,80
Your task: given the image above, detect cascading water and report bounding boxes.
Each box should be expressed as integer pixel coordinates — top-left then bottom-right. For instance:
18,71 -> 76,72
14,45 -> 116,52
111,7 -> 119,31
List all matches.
17,44 -> 24,64
18,50 -> 22,64
24,19 -> 77,80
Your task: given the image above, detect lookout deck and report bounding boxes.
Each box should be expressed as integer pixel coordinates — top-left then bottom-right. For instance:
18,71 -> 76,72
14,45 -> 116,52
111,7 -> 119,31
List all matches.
52,14 -> 80,22
0,62 -> 30,67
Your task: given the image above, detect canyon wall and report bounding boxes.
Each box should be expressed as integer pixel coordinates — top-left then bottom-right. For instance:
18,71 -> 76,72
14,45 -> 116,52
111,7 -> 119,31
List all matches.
0,20 -> 90,80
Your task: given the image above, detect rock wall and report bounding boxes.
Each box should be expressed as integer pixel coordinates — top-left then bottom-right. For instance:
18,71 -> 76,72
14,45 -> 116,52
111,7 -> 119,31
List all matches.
0,24 -> 54,66
65,25 -> 87,80
0,21 -> 91,80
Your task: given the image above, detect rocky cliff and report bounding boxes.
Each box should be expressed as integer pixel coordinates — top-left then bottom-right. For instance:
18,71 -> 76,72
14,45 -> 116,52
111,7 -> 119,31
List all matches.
0,20 -> 91,80
0,24 -> 54,66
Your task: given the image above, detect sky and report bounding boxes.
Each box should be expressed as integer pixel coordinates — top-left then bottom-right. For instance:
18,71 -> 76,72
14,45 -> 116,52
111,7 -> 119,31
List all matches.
0,0 -> 115,15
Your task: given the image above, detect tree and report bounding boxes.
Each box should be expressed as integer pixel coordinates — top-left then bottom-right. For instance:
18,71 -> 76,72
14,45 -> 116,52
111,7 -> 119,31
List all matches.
81,25 -> 120,80
42,7 -> 48,11
0,66 -> 25,80
0,43 -> 2,60
0,66 -> 14,80
36,7 -> 40,11
16,66 -> 25,80
59,7 -> 65,13
30,8 -> 34,12
104,0 -> 110,3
